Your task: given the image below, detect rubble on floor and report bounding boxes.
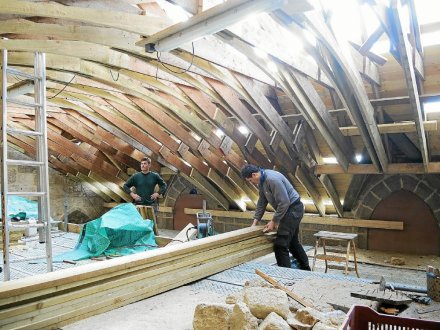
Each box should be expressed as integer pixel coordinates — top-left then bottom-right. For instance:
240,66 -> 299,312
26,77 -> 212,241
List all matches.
193,278 -> 346,330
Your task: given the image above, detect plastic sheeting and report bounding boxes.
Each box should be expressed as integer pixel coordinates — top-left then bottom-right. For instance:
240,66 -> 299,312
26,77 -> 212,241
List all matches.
55,203 -> 157,261
0,195 -> 39,220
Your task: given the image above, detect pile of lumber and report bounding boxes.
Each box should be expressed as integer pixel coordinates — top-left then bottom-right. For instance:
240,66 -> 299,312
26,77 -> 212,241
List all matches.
0,226 -> 273,329
0,228 -> 25,248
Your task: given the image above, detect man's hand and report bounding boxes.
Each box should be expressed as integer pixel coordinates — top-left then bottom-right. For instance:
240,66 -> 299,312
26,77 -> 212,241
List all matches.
130,192 -> 142,202
151,192 -> 160,200
263,220 -> 277,233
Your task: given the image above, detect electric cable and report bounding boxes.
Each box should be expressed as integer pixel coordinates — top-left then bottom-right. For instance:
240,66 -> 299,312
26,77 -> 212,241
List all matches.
48,74 -> 76,99
109,69 -> 119,81
156,42 -> 195,74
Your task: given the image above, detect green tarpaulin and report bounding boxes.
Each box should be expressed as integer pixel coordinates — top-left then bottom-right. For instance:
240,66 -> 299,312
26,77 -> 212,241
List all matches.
55,203 -> 157,261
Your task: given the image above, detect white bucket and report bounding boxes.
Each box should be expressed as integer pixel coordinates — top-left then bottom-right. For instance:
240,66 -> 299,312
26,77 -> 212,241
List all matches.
25,218 -> 38,237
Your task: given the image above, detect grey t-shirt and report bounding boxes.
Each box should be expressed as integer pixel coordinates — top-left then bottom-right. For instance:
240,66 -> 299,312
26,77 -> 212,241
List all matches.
254,169 -> 299,224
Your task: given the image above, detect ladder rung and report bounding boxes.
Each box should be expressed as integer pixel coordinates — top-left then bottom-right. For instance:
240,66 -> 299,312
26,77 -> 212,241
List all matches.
6,67 -> 40,80
7,98 -> 43,108
7,191 -> 47,197
9,223 -> 45,229
7,128 -> 43,136
327,263 -> 355,271
7,159 -> 44,166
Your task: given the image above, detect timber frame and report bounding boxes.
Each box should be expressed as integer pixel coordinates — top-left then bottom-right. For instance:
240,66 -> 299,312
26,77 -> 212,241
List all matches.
1,0 -> 440,217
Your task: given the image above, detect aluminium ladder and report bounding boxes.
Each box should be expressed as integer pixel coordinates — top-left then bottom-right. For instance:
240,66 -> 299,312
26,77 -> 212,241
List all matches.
1,49 -> 53,281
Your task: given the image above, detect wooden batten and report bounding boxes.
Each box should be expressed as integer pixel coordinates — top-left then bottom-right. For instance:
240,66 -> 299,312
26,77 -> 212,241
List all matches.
184,208 -> 404,230
0,227 -> 272,329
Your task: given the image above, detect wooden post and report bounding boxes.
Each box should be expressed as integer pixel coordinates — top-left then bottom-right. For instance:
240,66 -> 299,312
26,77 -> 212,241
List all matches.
136,205 -> 159,236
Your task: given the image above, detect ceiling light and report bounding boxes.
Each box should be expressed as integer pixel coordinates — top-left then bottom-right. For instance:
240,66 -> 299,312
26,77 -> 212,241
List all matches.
215,128 -> 225,138
355,154 -> 362,162
238,125 -> 249,135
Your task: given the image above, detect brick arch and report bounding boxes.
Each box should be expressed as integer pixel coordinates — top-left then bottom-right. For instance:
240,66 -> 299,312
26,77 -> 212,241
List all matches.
163,175 -> 192,209
67,209 -> 90,224
353,174 -> 440,227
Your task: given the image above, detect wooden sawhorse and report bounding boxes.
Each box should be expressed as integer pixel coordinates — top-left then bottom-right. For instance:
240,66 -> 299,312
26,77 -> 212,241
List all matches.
136,205 -> 159,236
311,231 -> 360,278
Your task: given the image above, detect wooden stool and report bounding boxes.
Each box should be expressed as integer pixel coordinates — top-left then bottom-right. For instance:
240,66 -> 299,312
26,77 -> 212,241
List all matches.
136,205 -> 159,236
312,231 -> 360,278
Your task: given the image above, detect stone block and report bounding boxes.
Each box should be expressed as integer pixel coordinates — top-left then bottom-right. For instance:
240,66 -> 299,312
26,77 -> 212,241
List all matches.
362,192 -> 380,210
224,223 -> 239,233
370,182 -> 391,200
364,175 -> 383,191
384,175 -> 402,193
225,291 -> 244,305
354,204 -> 373,220
401,175 -> 420,192
295,307 -> 323,326
425,192 -> 440,213
259,312 -> 291,330
414,181 -> 434,200
286,312 -> 313,330
433,210 -> 440,228
312,322 -> 337,330
235,218 -> 253,226
230,302 -> 259,330
244,287 -> 289,320
193,303 -> 232,330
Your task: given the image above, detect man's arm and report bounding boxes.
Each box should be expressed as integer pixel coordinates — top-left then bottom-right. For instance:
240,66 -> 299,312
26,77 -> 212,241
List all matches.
123,175 -> 134,194
271,180 -> 291,224
123,175 -> 141,201
156,174 -> 167,196
151,173 -> 167,201
252,189 -> 268,226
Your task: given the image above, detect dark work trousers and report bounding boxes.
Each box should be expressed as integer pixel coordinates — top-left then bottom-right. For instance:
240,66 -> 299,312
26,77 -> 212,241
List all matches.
273,201 -> 311,270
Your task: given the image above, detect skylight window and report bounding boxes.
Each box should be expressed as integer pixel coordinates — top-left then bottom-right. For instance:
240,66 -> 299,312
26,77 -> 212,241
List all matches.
424,101 -> 440,114
156,0 -> 190,23
322,157 -> 338,164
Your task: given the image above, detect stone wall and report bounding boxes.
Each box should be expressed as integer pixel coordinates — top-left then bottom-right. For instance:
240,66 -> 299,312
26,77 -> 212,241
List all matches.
352,174 -> 440,227
6,150 -> 105,223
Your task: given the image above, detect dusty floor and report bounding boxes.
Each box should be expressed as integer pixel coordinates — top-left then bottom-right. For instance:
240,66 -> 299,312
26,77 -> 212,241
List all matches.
62,247 -> 440,330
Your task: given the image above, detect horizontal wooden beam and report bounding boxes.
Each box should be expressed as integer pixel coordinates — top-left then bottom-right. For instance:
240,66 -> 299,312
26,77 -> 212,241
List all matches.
184,208 -> 403,230
0,227 -> 272,329
339,120 -> 437,136
314,162 -> 440,174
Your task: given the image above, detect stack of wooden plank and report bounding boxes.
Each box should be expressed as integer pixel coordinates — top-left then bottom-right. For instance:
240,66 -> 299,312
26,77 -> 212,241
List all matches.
0,226 -> 273,329
0,228 -> 25,248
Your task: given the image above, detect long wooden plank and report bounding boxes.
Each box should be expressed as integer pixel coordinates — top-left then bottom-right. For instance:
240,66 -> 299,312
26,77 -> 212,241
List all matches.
255,269 -> 313,308
0,228 -> 272,329
390,1 -> 428,169
0,236 -> 269,326
315,162 -> 440,175
183,208 -> 404,230
0,1 -> 170,35
340,120 -> 437,136
0,226 -> 264,303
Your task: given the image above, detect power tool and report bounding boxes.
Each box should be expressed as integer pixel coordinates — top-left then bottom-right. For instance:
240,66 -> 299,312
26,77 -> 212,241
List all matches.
196,211 -> 214,238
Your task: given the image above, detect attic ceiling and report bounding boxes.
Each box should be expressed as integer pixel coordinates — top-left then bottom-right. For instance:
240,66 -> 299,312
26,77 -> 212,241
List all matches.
1,0 -> 440,216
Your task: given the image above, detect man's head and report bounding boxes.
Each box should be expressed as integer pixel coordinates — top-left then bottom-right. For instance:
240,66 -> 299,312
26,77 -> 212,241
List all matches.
241,164 -> 260,185
140,157 -> 152,173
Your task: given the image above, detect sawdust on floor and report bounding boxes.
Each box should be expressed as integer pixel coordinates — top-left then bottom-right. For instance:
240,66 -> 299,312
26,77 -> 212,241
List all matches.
307,247 -> 440,271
